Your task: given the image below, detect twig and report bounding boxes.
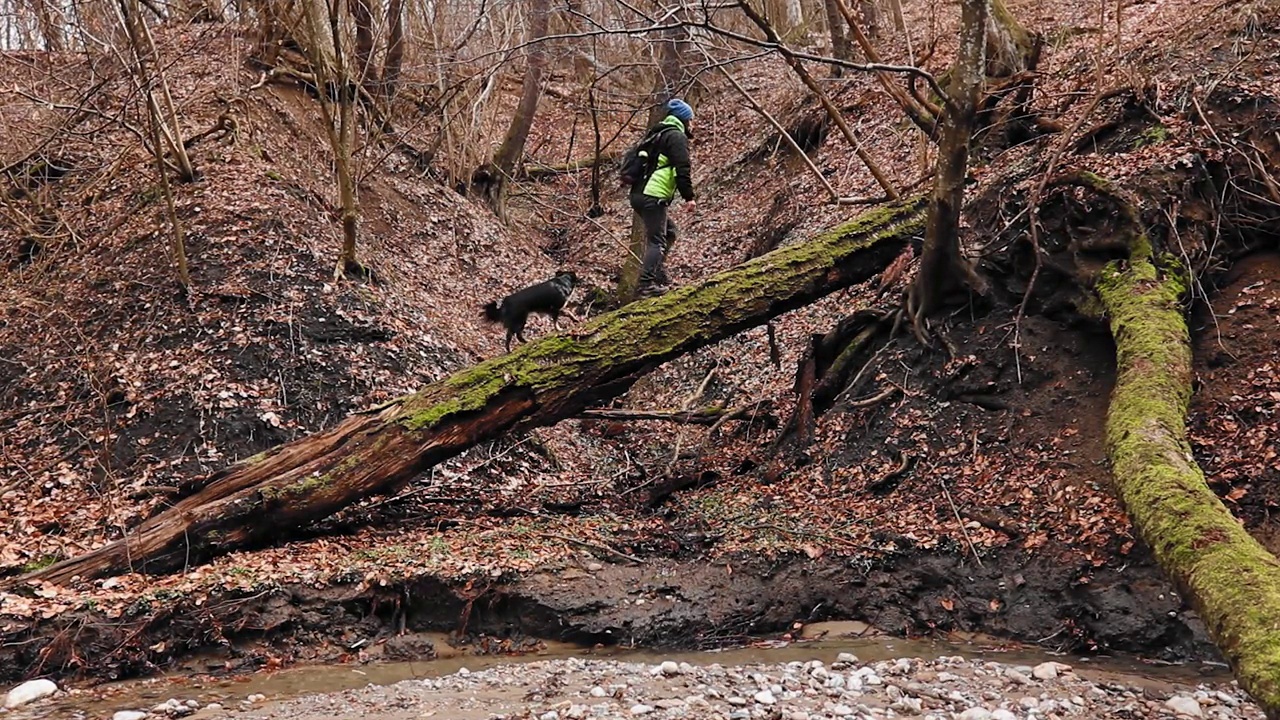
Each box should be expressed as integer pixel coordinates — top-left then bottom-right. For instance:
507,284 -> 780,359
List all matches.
537,532 -> 644,564
939,478 -> 983,567
578,406 -> 728,424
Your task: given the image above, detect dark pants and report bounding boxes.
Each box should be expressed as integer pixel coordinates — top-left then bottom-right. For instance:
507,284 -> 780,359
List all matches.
630,192 -> 678,285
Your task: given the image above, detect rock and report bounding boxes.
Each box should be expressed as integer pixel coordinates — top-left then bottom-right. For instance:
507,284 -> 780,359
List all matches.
539,711 -> 560,720
836,652 -> 859,664
1032,661 -> 1070,680
958,709 -> 993,720
1165,695 -> 1204,718
892,696 -> 924,714
585,562 -> 604,572
629,704 -> 654,715
113,712 -> 149,720
727,696 -> 748,706
5,679 -> 58,709
654,699 -> 685,709
831,704 -> 854,717
567,705 -> 588,720
1006,670 -> 1033,686
991,711 -> 1018,720
729,711 -> 751,720
206,705 -> 223,712
678,662 -> 696,675
589,686 -> 608,698
753,690 -> 777,705
659,661 -> 681,676
1019,697 -> 1040,710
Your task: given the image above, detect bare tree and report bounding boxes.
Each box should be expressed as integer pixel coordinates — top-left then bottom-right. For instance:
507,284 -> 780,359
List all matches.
299,0 -> 365,278
474,0 -> 551,219
905,0 -> 989,341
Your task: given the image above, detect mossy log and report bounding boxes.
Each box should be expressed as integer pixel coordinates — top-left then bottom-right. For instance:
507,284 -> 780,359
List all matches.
1101,248 -> 1280,718
522,153 -> 617,179
19,198 -> 927,586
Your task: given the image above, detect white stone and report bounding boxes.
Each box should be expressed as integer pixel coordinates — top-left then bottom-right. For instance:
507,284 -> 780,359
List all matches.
958,710 -> 993,720
1006,670 -> 1032,686
1032,662 -> 1069,680
991,711 -> 1018,720
836,652 -> 859,664
589,686 -> 608,698
659,661 -> 681,676
113,712 -> 148,720
831,704 -> 854,717
205,704 -> 223,712
5,679 -> 58,709
539,711 -> 560,720
629,704 -> 654,715
1019,697 -> 1040,710
567,705 -> 588,720
753,690 -> 777,705
1165,695 -> 1204,718
654,699 -> 685,709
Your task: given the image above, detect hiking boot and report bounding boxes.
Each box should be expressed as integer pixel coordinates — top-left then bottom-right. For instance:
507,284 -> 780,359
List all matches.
638,282 -> 670,298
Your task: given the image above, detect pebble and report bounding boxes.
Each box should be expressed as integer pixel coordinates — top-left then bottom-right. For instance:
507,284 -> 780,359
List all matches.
836,652 -> 859,664
198,653 -> 1262,720
113,712 -> 149,720
1167,695 -> 1205,718
1033,662 -> 1070,680
4,679 -> 58,709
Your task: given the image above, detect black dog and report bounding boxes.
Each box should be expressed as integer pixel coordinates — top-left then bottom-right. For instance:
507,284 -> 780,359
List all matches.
483,271 -> 580,352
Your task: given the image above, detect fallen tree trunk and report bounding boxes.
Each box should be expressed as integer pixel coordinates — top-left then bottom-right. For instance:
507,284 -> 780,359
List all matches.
1101,245 -> 1280,718
20,198 -> 927,586
522,153 -> 617,179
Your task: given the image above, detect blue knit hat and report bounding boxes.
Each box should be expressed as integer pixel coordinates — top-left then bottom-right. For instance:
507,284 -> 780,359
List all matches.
666,98 -> 694,123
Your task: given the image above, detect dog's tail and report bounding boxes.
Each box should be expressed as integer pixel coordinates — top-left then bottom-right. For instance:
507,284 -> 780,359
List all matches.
482,301 -> 502,323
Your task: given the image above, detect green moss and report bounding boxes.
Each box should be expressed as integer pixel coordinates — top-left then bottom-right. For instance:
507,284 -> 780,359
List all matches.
265,170 -> 284,181
394,198 -> 927,434
20,555 -> 60,573
1102,249 -> 1280,713
1136,124 -> 1170,148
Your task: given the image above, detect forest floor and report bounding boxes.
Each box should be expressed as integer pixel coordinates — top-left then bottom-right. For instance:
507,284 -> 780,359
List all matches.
0,0 -> 1277,689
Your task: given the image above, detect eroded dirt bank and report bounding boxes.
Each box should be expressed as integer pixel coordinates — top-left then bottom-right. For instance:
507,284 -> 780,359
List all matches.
0,547 -> 1213,686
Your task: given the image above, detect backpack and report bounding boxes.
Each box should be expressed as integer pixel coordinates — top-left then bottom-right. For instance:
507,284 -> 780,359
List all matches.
619,125 -> 675,188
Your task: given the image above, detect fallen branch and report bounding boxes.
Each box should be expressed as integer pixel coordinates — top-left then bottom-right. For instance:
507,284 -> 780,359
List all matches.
1100,229 -> 1280,717
521,153 -> 618,179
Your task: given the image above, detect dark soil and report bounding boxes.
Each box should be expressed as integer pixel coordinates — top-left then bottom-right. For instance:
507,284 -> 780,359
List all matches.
0,546 -> 1213,686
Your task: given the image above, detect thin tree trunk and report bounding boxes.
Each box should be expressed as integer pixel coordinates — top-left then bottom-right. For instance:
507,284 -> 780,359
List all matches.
118,0 -> 196,182
737,0 -> 899,199
822,0 -> 850,76
859,0 -> 878,38
906,0 -> 987,340
36,0 -> 65,52
1100,243 -> 1280,720
887,0 -> 904,31
481,0 -> 550,219
349,0 -> 376,95
381,0 -> 405,101
17,199 -> 928,586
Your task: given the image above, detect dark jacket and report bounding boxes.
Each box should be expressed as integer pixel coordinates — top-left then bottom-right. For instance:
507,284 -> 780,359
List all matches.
638,115 -> 695,203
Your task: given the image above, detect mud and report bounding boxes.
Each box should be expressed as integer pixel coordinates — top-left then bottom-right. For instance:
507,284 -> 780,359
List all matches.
0,545 -> 1212,687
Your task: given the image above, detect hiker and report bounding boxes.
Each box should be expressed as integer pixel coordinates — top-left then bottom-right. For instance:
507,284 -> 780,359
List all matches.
626,98 -> 696,297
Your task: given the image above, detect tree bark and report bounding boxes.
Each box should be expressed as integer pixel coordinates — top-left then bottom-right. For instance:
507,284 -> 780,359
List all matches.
381,0 -> 405,101
349,0 -> 376,96
479,0 -> 550,219
1100,245 -> 1280,719
18,199 -> 927,586
822,0 -> 851,76
907,0 -> 987,339
985,0 -> 1037,78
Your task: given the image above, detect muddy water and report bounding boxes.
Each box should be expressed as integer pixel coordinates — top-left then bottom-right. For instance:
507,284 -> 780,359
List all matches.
31,622 -> 1233,719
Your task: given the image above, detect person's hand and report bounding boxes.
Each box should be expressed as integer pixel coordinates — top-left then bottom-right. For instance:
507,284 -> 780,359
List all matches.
685,200 -> 697,214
